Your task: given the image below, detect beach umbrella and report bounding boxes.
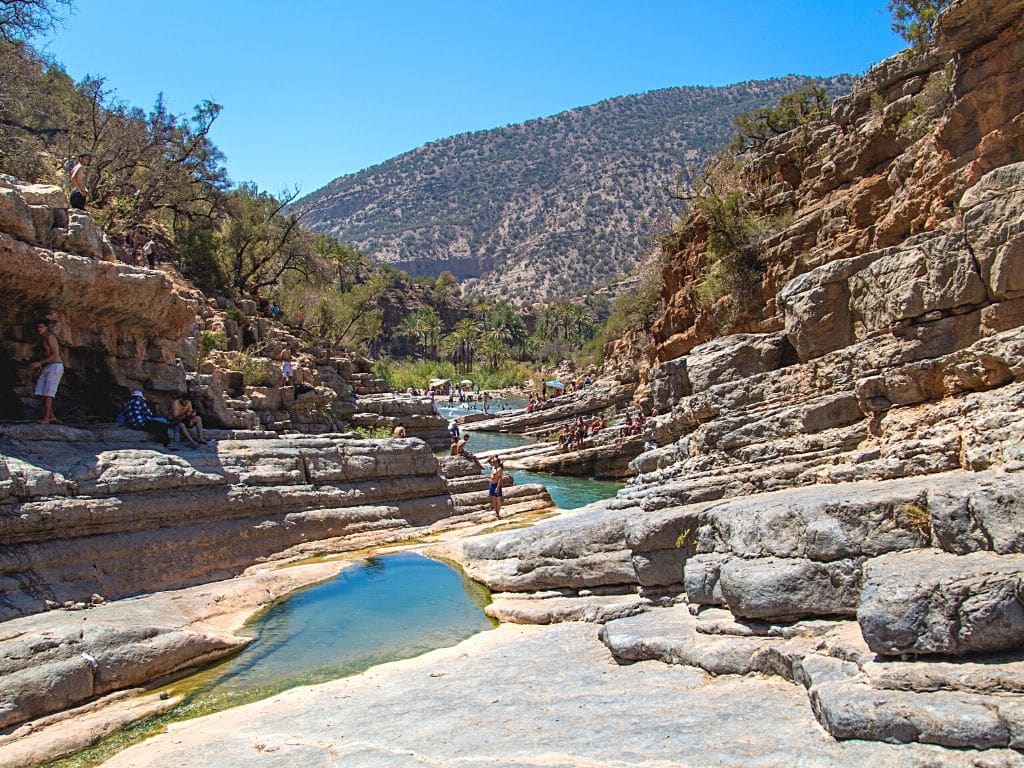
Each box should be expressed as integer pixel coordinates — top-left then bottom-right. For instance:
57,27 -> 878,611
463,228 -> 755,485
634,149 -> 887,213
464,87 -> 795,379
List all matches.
546,380 -> 564,388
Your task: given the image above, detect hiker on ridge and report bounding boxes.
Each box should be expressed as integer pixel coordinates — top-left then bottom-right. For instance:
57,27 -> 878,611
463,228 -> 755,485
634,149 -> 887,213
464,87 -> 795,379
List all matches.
69,152 -> 91,210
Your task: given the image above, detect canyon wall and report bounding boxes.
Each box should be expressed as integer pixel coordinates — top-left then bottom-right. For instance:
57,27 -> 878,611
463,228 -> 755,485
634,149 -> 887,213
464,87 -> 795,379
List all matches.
444,0 -> 1024,756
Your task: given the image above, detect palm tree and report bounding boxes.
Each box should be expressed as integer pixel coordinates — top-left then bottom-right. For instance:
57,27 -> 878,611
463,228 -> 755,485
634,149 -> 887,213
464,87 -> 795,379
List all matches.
565,303 -> 593,344
449,318 -> 481,374
422,308 -> 443,359
480,337 -> 509,371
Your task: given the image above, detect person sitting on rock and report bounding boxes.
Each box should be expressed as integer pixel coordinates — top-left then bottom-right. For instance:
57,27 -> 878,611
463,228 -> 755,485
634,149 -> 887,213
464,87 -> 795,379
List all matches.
118,390 -> 172,447
393,422 -> 407,439
454,434 -> 482,470
171,396 -> 208,447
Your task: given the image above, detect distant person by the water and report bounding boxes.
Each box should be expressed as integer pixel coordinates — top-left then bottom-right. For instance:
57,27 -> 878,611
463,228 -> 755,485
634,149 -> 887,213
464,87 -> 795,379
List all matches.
488,457 -> 504,518
68,152 -> 91,210
454,434 -> 482,469
482,390 -> 490,414
393,422 -> 407,439
448,418 -> 459,440
30,320 -> 63,424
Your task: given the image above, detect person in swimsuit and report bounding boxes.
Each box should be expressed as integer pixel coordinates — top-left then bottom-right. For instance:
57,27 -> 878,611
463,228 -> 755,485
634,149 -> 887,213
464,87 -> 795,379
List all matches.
488,456 -> 504,518
171,397 -> 208,447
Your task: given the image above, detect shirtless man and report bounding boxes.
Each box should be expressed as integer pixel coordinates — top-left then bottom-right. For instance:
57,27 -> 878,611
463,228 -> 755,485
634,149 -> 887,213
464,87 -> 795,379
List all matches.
454,434 -> 483,469
30,321 -> 63,424
69,152 -> 91,210
488,457 -> 504,518
393,422 -> 407,439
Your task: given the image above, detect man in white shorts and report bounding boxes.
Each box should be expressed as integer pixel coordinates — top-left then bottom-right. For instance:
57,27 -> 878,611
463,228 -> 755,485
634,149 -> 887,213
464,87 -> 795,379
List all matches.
30,320 -> 63,424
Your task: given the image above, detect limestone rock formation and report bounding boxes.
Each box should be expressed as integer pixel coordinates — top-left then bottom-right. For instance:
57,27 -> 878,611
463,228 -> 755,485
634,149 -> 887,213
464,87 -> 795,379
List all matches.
442,1 -> 1024,757
0,179 -> 197,420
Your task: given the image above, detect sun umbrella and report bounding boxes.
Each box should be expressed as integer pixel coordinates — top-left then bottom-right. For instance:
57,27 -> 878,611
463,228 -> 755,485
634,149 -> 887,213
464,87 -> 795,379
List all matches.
546,380 -> 564,388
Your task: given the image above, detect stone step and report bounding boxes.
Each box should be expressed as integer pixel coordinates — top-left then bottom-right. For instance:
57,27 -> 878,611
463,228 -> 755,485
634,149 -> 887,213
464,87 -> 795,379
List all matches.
486,593 -> 651,625
600,604 -> 1024,751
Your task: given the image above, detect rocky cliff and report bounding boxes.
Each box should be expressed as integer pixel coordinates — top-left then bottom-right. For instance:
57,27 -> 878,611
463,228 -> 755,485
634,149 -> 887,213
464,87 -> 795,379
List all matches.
437,0 -> 1024,757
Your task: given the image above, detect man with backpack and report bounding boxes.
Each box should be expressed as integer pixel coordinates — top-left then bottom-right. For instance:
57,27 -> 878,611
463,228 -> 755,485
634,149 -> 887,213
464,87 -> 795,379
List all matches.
68,152 -> 92,210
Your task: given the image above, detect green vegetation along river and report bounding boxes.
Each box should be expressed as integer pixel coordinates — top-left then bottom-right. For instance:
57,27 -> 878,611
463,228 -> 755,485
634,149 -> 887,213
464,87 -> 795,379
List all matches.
45,554 -> 493,768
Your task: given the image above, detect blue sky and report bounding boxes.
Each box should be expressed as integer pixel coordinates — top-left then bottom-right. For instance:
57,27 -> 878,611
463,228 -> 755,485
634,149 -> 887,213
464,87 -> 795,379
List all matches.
43,1 -> 905,195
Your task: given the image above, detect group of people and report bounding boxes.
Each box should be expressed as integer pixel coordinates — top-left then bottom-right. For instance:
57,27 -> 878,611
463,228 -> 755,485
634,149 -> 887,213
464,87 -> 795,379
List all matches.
24,318 -> 209,448
116,391 -> 209,448
556,412 -> 609,452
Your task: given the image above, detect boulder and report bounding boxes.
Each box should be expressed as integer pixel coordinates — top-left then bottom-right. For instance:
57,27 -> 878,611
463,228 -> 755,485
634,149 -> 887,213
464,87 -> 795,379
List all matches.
685,332 -> 796,394
719,556 -> 863,621
57,210 -> 106,259
777,249 -> 884,361
961,162 -> 1024,301
0,187 -> 36,243
858,550 -> 1024,656
449,504 -> 637,592
847,234 -> 988,335
647,356 -> 690,411
18,183 -> 68,208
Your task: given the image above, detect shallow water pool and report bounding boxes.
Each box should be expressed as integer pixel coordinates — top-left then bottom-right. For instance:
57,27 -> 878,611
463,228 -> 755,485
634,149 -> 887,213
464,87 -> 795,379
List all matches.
45,554 -> 493,768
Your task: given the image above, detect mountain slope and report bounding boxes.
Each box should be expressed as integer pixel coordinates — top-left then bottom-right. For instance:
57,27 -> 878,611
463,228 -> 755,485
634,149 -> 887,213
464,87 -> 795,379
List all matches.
299,75 -> 854,303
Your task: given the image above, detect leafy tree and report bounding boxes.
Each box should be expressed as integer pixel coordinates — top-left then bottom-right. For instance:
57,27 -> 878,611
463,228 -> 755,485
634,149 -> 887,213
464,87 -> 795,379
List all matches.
888,0 -> 951,48
479,337 -> 509,370
218,184 -> 315,295
729,86 -> 831,152
433,270 -> 458,302
442,317 -> 480,374
313,234 -> 366,292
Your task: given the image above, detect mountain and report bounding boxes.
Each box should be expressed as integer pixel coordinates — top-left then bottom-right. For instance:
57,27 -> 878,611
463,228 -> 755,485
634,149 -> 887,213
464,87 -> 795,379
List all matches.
298,75 -> 854,304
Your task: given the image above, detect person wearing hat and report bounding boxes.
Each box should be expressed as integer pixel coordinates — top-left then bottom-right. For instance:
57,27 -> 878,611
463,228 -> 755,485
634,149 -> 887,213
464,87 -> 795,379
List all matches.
117,390 -> 172,447
69,152 -> 92,210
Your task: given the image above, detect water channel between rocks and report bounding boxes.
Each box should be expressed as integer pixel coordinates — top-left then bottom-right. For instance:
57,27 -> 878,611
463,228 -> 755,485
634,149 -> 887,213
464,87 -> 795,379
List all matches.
45,554 -> 494,768
437,399 -> 624,510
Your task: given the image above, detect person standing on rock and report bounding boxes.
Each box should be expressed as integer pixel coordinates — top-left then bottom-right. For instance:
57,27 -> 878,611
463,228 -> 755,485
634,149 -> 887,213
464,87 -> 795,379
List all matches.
142,238 -> 157,269
30,320 -> 63,424
488,457 -> 504,518
69,152 -> 91,210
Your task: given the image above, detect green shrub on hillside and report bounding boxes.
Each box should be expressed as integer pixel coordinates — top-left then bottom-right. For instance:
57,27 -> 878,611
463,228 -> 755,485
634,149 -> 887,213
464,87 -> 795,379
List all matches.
729,86 -> 831,152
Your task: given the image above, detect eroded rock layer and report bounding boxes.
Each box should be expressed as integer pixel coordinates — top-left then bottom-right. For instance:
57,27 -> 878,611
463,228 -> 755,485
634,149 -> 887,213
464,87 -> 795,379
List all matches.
444,0 -> 1024,757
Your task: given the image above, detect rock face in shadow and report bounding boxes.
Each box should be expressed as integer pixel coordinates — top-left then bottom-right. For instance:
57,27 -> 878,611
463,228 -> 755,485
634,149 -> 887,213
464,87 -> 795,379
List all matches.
0,178 -> 198,421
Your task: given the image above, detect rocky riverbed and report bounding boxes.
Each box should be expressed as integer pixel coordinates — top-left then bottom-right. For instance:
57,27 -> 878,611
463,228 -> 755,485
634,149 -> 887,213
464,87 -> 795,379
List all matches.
98,621 -> 1017,768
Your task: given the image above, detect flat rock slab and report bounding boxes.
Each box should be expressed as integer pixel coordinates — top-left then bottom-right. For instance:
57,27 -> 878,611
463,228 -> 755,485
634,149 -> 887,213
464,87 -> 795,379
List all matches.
101,622 -> 988,768
485,593 -> 650,624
